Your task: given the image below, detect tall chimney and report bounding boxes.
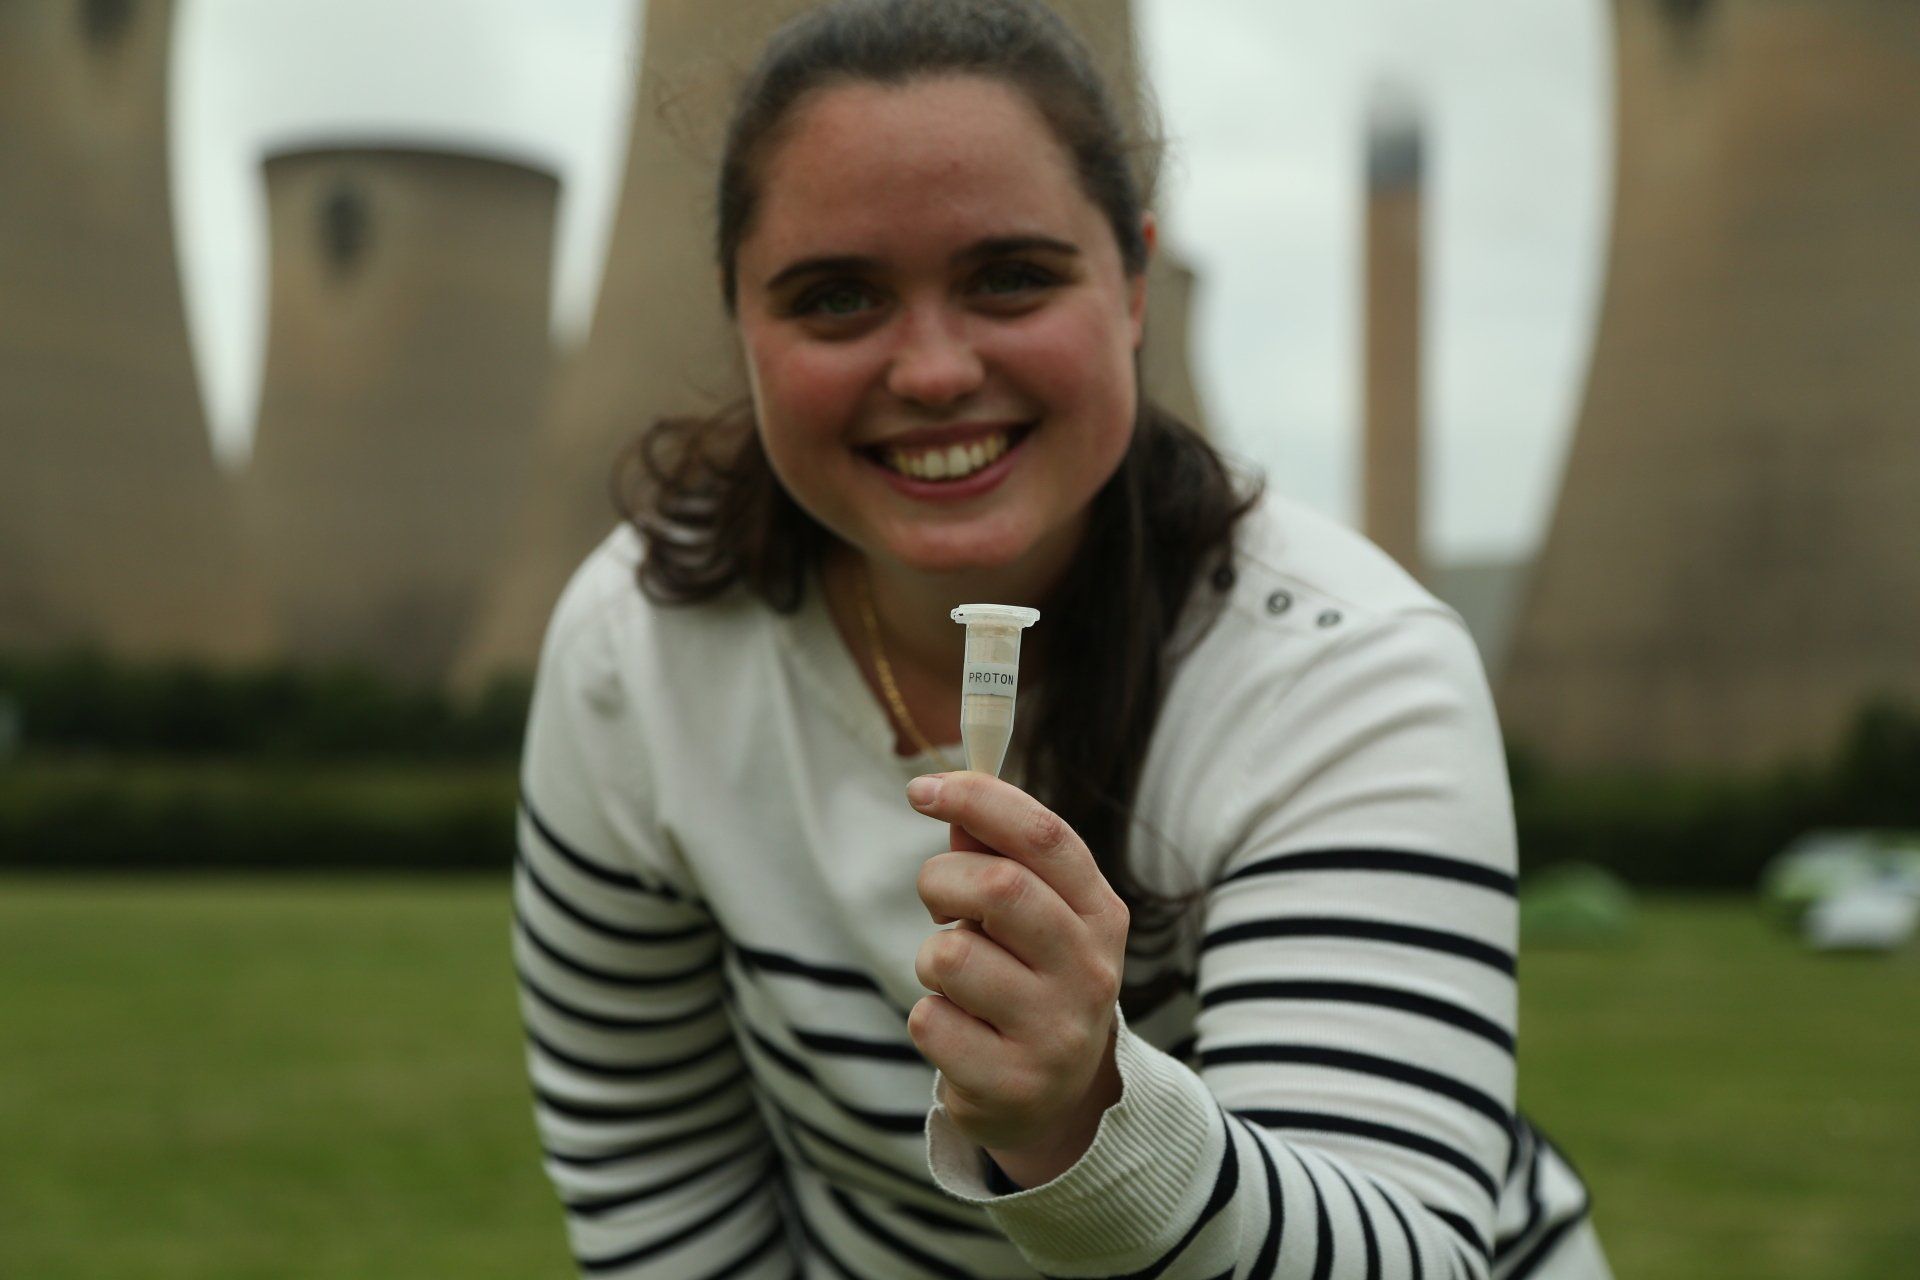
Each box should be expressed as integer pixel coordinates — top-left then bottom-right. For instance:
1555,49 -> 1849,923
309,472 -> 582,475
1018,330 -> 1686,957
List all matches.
1363,87 -> 1426,583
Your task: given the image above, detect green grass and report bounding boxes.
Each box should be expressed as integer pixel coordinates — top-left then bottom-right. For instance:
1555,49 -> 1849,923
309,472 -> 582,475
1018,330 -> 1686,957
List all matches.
1,883 -> 1915,1278
1517,899 -> 1920,1279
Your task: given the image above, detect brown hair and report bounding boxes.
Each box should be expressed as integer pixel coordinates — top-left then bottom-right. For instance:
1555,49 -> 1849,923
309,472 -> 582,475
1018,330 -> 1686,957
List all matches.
615,0 -> 1259,935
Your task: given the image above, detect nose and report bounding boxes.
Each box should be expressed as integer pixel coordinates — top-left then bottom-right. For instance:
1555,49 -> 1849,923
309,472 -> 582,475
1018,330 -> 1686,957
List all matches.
885,305 -> 984,408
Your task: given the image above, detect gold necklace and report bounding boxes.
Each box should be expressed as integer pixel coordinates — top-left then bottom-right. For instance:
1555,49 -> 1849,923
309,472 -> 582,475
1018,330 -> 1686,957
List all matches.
853,565 -> 958,771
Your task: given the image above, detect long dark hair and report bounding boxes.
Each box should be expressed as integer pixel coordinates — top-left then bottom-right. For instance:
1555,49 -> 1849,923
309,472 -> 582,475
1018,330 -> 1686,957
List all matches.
614,0 -> 1259,934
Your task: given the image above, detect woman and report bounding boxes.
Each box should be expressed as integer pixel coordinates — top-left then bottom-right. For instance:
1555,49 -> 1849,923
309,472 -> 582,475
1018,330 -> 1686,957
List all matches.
512,1 -> 1611,1276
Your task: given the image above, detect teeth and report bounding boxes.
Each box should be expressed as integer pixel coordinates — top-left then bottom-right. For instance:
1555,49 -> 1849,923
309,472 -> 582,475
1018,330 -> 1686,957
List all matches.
879,430 -> 1017,482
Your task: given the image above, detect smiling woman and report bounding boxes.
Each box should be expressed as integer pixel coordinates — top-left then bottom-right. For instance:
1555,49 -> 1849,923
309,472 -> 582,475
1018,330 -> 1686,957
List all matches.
513,2 -> 1609,1278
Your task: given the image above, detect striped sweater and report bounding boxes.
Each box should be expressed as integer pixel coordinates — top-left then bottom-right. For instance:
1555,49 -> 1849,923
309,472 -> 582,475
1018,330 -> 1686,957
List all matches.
512,497 -> 1607,1279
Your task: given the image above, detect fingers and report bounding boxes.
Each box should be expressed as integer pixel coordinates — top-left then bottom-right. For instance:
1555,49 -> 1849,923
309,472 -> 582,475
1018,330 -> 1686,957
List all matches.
908,772 -> 1122,922
918,850 -> 1079,972
912,919 -> 1043,1035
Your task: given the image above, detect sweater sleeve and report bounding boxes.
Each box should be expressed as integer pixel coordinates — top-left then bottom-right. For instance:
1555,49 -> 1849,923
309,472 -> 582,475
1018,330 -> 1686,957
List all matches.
926,607 -> 1516,1280
513,558 -> 797,1279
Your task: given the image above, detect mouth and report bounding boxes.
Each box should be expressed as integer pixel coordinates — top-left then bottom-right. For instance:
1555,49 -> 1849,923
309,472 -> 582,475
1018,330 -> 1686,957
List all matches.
856,423 -> 1036,484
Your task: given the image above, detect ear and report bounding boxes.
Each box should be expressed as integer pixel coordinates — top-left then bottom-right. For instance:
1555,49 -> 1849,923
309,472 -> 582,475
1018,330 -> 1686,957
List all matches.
1128,212 -> 1158,350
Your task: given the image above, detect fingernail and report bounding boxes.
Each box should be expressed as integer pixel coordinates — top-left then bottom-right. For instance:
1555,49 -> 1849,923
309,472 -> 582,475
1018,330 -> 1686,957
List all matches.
907,775 -> 943,810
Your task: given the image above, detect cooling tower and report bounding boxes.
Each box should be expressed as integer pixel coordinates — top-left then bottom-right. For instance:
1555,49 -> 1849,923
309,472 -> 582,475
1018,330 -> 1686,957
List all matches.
1498,0 -> 1920,770
453,0 -> 1213,686
0,0 -> 270,659
242,148 -> 560,685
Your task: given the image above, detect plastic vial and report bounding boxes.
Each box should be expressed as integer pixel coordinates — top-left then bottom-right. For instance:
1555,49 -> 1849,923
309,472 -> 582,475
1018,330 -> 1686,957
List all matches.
948,604 -> 1040,777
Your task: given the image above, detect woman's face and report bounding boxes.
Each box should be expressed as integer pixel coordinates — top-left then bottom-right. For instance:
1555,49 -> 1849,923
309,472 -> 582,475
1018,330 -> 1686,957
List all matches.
731,74 -> 1151,579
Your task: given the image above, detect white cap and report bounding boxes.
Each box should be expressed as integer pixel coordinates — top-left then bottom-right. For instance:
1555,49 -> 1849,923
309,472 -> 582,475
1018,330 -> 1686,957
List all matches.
950,604 -> 1040,629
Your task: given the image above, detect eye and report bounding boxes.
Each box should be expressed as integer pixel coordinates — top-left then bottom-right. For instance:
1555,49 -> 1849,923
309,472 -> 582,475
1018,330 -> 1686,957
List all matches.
793,280 -> 879,319
973,261 -> 1056,298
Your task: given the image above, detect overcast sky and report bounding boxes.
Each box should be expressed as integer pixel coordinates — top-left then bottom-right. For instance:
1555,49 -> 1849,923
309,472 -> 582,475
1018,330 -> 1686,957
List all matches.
171,0 -> 1610,564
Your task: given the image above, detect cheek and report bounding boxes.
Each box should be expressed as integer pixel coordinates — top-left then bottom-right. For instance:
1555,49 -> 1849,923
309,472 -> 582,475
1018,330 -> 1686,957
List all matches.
998,305 -> 1137,447
746,337 -> 871,451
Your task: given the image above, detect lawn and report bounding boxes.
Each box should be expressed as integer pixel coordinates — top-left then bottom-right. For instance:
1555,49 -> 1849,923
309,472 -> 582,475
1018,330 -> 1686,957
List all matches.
1,881 -> 1914,1279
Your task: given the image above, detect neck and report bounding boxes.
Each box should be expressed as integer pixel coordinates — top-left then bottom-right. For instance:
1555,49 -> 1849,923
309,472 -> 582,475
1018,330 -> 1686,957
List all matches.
826,517 -> 1084,681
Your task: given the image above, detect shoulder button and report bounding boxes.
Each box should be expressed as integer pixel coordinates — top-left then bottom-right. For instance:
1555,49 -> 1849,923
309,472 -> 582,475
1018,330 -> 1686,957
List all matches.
1265,590 -> 1292,616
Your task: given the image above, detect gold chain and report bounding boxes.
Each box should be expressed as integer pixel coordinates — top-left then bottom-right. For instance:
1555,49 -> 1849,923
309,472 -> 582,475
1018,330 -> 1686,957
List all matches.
853,565 -> 958,771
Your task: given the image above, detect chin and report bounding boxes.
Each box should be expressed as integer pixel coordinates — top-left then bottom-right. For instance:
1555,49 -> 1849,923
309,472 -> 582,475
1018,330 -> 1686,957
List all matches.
880,524 -> 1038,577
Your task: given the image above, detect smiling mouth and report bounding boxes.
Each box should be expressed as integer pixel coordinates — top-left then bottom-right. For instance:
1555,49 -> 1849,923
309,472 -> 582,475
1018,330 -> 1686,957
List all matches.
858,424 -> 1034,482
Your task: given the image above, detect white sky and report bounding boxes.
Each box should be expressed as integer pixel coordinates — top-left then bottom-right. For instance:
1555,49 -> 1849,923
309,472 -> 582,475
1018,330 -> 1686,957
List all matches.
171,0 -> 1610,564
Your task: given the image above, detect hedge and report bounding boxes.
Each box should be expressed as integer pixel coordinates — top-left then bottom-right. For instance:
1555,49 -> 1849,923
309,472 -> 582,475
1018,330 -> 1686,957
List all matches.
2,647 -> 1915,886
0,651 -> 530,762
0,757 -> 516,873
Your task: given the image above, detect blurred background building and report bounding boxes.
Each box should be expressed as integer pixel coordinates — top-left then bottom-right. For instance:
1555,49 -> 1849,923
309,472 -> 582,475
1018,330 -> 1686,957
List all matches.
3,0 -> 1916,774
1497,0 -> 1920,771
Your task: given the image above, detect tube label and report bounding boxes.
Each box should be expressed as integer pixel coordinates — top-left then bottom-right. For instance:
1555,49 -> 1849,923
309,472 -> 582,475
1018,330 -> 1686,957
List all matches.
964,662 -> 1019,695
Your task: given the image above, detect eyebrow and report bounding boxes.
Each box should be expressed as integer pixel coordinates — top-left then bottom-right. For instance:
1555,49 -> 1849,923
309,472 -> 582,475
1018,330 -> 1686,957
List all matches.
762,234 -> 1080,292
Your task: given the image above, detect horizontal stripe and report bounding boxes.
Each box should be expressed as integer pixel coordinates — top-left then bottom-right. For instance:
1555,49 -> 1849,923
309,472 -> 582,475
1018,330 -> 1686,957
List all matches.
766,1097 -> 977,1225
826,1185 -> 976,1280
1380,1188 -> 1424,1280
792,1027 -> 925,1064
1426,1203 -> 1492,1259
576,1170 -> 766,1273
729,940 -> 896,1001
1200,1042 -> 1511,1130
1203,916 -> 1516,977
1217,847 -> 1517,896
1200,978 -> 1515,1053
743,1024 -> 926,1136
543,1107 -> 760,1169
528,1026 -> 736,1081
1502,1200 -> 1590,1280
518,851 -> 710,944
888,1199 -> 998,1238
1246,1120 -> 1285,1277
521,796 -> 684,901
565,1137 -> 771,1218
519,964 -> 724,1033
1044,1106 -> 1239,1280
1301,1153 -> 1334,1280
796,1206 -> 877,1280
533,1066 -> 749,1123
517,913 -> 720,989
1236,1108 -> 1500,1201
702,1216 -> 792,1280
1330,1163 -> 1382,1280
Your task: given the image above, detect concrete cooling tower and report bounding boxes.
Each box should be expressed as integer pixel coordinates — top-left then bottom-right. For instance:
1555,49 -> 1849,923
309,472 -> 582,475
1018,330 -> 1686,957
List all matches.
0,0 -> 270,659
1498,0 -> 1920,770
454,0 -> 1212,686
242,148 -> 559,685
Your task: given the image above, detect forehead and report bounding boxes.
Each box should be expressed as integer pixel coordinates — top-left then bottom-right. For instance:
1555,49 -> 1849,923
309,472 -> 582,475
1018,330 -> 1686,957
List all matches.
745,75 -> 1107,263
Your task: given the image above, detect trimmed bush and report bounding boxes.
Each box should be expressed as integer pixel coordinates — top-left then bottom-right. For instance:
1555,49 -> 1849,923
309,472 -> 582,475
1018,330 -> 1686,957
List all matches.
0,757 -> 516,872
0,651 -> 530,762
1511,698 -> 1920,889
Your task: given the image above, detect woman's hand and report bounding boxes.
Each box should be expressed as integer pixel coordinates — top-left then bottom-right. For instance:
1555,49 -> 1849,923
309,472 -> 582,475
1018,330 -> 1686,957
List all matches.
906,770 -> 1129,1188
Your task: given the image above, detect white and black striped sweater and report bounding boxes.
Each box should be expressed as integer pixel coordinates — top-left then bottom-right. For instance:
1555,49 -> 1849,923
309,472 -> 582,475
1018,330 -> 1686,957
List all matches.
513,498 -> 1606,1279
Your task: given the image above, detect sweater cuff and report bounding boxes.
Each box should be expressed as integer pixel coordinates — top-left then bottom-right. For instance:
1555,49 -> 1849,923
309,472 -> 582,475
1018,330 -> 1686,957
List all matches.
924,1003 -> 1221,1273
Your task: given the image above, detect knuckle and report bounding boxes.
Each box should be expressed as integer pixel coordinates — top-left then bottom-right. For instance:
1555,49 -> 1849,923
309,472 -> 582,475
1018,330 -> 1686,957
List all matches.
983,861 -> 1028,911
933,927 -> 973,977
1022,805 -> 1068,855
